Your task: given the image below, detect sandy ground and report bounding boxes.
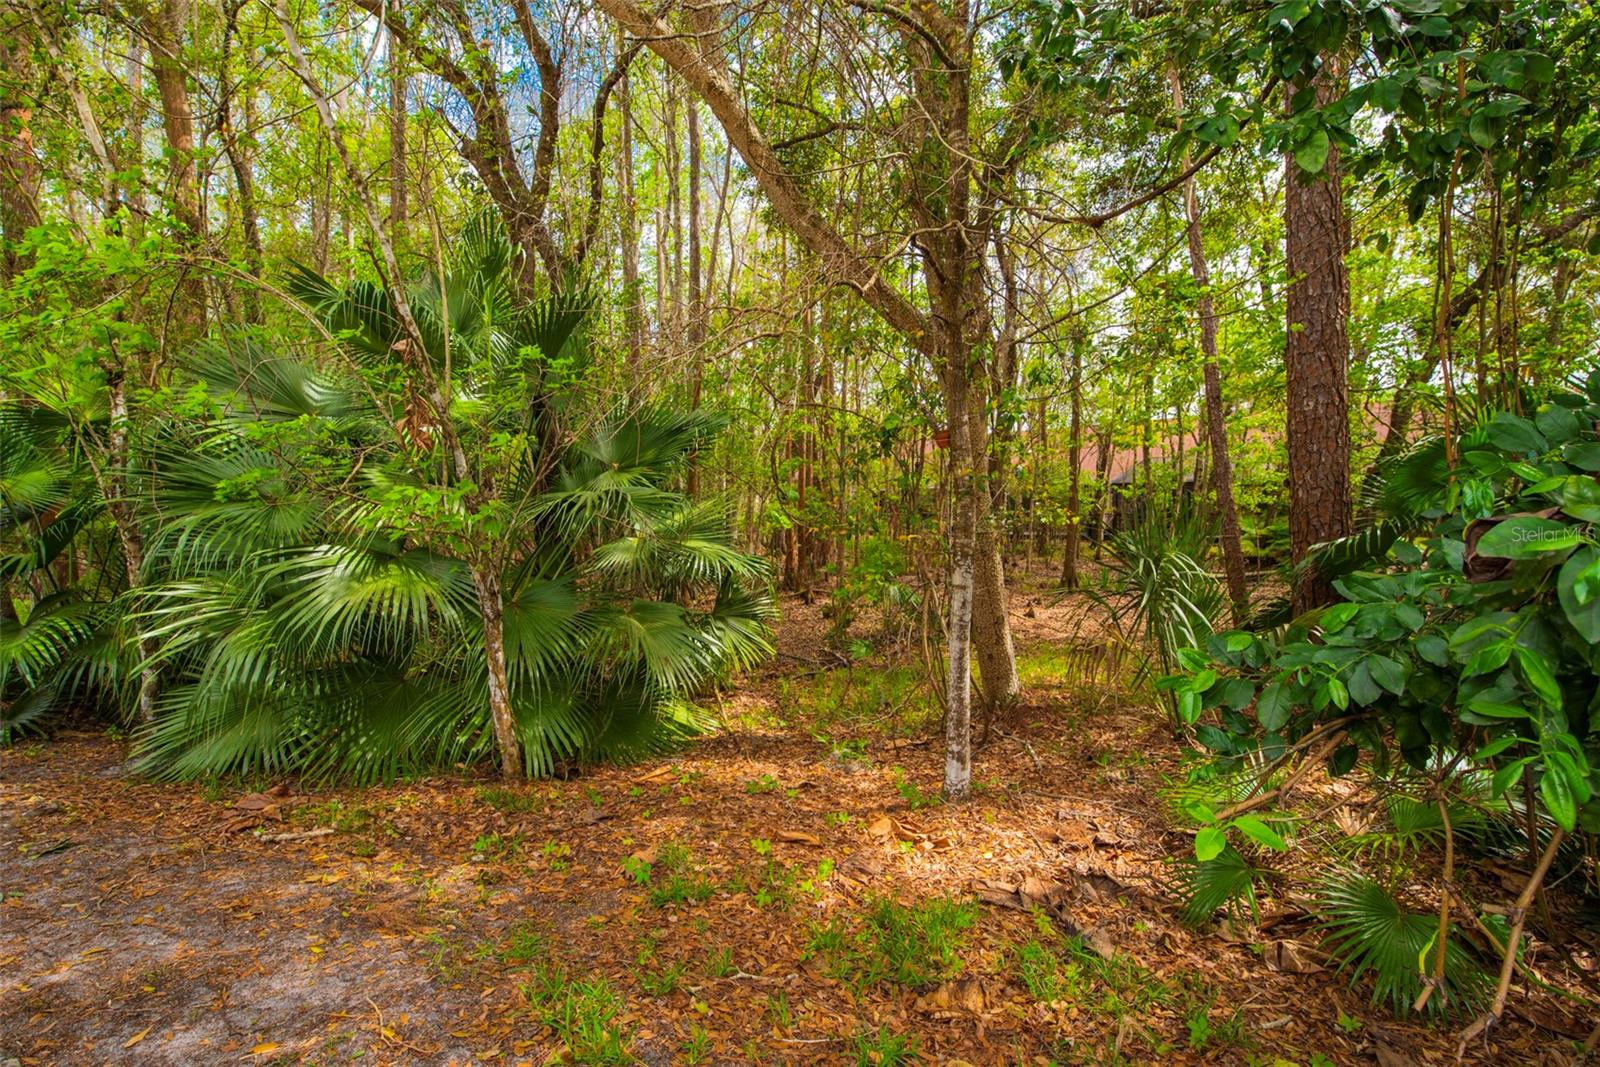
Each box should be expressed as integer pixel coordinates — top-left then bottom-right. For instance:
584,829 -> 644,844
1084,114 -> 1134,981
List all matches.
2,586 -> 1594,1065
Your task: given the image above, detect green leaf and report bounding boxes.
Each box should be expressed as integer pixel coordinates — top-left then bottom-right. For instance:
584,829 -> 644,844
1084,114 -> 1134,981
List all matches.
1472,735 -> 1523,761
1474,516 -> 1580,559
1414,634 -> 1449,666
1294,129 -> 1331,174
1541,767 -> 1576,831
1559,476 -> 1600,522
1492,757 -> 1531,798
1487,413 -> 1547,455
1220,677 -> 1256,711
1347,661 -> 1381,706
1468,112 -> 1495,148
1546,750 -> 1593,806
1367,654 -> 1408,696
1232,815 -> 1288,852
1195,826 -> 1227,862
1514,647 -> 1562,710
1561,443 -> 1600,472
1257,681 -> 1291,732
1557,547 -> 1600,642
1178,689 -> 1202,725
1535,404 -> 1581,444
1462,700 -> 1530,721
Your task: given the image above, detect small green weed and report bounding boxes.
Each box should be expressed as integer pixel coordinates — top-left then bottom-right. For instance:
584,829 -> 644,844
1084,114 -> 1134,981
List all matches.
475,785 -> 537,813
523,962 -> 633,1064
681,1024 -> 713,1064
646,843 -> 715,907
805,896 -> 977,990
853,1025 -> 919,1066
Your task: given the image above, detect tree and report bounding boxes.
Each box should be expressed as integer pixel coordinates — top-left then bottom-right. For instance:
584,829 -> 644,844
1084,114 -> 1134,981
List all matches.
593,0 -> 1032,795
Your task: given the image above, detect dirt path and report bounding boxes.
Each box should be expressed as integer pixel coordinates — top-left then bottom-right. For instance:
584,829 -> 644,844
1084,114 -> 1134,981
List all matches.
0,595 -> 1579,1065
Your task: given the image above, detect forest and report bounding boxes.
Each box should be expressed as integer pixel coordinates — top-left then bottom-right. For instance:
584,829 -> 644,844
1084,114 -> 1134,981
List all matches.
1,0 -> 1599,1062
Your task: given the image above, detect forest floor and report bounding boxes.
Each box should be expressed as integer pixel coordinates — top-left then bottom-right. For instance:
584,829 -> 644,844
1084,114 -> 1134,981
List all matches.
2,577 -> 1596,1066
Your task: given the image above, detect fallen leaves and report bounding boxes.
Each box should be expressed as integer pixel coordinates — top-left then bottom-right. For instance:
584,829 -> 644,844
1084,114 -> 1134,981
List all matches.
866,813 -> 950,851
913,977 -> 997,1017
221,783 -> 294,833
1259,939 -> 1324,974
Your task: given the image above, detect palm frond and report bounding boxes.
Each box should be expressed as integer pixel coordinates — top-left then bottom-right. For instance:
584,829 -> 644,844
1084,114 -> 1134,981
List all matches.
1319,874 -> 1490,1017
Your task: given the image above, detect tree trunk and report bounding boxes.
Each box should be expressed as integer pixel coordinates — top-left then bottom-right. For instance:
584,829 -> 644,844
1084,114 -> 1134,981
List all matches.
471,567 -> 523,778
122,33 -> 146,220
1283,60 -> 1353,614
102,372 -> 161,723
389,28 -> 407,231
1171,69 -> 1249,622
1061,338 -> 1084,589
148,0 -> 206,329
0,23 -> 41,280
685,98 -> 705,496
942,372 -> 979,800
617,31 -> 644,382
219,3 -> 263,323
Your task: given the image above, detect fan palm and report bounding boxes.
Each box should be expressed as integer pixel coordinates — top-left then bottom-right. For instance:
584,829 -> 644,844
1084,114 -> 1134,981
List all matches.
0,407 -> 133,738
1071,511 -> 1225,690
129,219 -> 773,782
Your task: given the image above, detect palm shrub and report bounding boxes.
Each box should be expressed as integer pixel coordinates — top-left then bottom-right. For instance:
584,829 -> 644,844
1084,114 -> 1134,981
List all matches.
128,219 -> 773,782
0,408 -> 133,739
1164,370 -> 1600,1019
1073,510 -> 1224,703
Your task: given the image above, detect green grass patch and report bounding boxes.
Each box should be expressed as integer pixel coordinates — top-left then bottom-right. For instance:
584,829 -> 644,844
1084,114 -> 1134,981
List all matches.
805,895 -> 978,990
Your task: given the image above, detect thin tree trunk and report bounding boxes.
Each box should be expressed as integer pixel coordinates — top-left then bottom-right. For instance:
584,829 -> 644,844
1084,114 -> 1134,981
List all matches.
389,27 -> 407,231
0,23 -> 41,280
617,31 -> 644,382
471,568 -> 522,778
1284,58 -> 1353,614
685,98 -> 705,496
1061,337 -> 1084,589
101,372 -> 161,723
1171,69 -> 1249,621
123,34 -> 146,221
278,0 -> 514,778
219,2 -> 263,323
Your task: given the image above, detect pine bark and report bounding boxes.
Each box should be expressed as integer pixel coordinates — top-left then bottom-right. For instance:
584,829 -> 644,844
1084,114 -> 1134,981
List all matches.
1283,59 -> 1353,614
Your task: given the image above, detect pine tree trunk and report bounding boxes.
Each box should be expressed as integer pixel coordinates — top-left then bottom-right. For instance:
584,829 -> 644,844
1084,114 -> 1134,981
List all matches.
1283,60 -> 1353,614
